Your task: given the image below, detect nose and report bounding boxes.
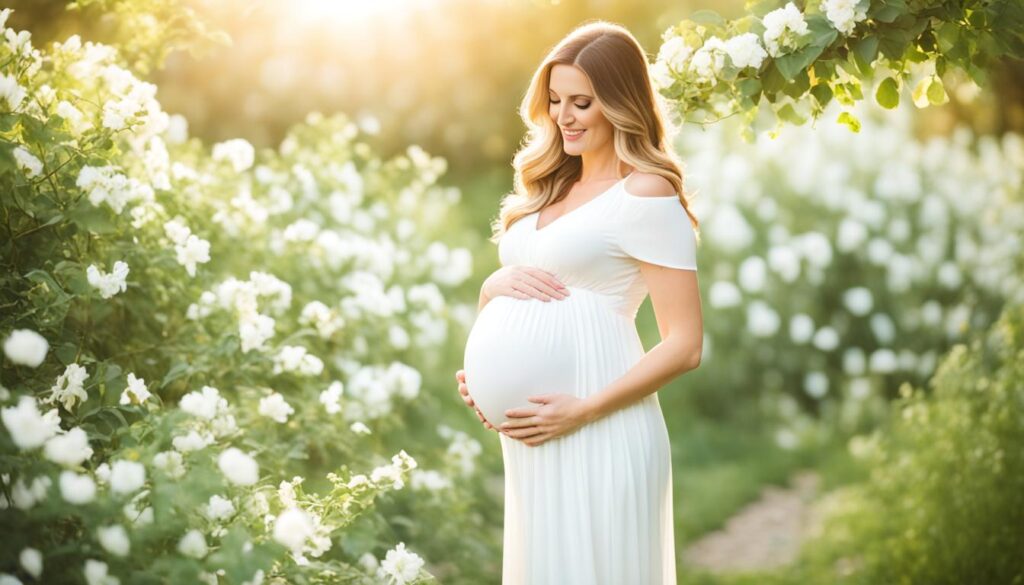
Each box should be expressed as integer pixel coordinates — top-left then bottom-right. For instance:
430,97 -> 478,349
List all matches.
557,103 -> 573,127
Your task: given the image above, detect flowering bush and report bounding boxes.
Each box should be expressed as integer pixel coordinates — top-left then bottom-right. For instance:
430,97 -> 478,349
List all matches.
669,95 -> 1023,450
0,8 -> 494,584
799,301 -> 1024,582
651,0 -> 1024,136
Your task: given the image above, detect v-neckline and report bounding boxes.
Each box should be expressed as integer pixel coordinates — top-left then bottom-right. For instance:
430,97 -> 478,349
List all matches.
533,174 -> 630,233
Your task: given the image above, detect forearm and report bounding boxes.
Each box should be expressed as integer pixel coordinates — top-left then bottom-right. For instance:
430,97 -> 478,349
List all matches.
477,283 -> 492,312
582,336 -> 699,423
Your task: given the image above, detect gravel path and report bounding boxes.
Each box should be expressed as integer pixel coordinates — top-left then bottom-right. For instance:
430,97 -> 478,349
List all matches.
681,470 -> 822,572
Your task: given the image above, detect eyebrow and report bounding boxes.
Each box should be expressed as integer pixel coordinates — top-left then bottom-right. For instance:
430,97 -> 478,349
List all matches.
548,89 -> 592,99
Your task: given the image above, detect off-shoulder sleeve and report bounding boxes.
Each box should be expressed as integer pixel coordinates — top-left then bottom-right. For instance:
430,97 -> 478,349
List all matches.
615,194 -> 698,270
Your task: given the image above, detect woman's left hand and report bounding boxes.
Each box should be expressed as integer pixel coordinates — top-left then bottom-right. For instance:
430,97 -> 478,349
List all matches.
500,394 -> 592,447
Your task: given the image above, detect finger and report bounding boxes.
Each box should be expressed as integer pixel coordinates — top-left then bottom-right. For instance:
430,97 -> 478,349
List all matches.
505,408 -> 538,419
456,369 -> 465,381
508,427 -> 545,439
523,435 -> 549,447
504,282 -> 532,300
522,271 -> 569,299
523,268 -> 570,294
500,416 -> 539,430
512,279 -> 554,301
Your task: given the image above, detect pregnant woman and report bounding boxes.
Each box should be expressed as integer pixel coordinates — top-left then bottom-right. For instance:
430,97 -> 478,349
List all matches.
457,20 -> 703,585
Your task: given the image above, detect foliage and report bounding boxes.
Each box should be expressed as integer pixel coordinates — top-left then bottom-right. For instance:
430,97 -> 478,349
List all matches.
797,301 -> 1024,583
653,0 -> 1024,138
0,7 -> 498,584
662,96 -> 1023,448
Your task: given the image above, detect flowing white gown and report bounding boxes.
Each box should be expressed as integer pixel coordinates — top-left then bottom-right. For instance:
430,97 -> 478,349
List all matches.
466,174 -> 698,585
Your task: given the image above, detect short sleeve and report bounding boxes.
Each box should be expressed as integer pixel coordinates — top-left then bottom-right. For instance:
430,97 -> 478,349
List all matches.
615,194 -> 698,270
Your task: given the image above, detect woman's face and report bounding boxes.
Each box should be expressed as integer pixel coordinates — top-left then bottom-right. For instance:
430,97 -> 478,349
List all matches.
548,63 -> 613,156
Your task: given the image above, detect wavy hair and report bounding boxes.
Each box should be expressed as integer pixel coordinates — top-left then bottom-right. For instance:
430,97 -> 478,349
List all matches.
489,19 -> 700,244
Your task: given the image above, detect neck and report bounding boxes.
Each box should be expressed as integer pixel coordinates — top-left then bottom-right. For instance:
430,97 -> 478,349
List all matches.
579,146 -> 629,182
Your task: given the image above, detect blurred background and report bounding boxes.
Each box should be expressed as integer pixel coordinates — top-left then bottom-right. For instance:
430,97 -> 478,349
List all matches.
6,0 -> 1023,582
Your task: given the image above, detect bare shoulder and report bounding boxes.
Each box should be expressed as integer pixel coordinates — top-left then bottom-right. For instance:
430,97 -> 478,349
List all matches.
623,172 -> 676,197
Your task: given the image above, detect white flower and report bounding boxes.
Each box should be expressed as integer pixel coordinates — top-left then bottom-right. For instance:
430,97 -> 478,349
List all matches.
176,234 -> 211,277
97,524 -> 130,557
203,494 -> 235,521
56,100 -> 92,135
657,35 -> 694,72
410,469 -> 453,491
109,460 -> 145,494
319,381 -> 344,414
119,373 -> 151,405
738,256 -> 768,292
3,329 -> 49,367
171,430 -> 213,452
153,450 -> 186,478
59,470 -> 97,505
177,529 -> 208,558
723,32 -> 767,69
13,146 -> 42,178
19,547 -> 42,579
0,73 -> 26,110
46,363 -> 89,411
842,287 -> 874,316
179,386 -> 228,420
9,475 -> 51,510
762,2 -> 809,57
350,421 -> 371,435
83,559 -> 119,585
75,165 -> 154,214
821,0 -> 868,35
272,345 -> 323,376
709,281 -> 742,308
212,138 -> 255,173
272,507 -> 313,553
688,36 -> 728,83
746,300 -> 780,337
2,396 -> 59,450
258,392 -> 294,423
87,261 -> 129,299
218,447 -> 259,486
44,427 -> 93,467
812,326 -> 840,351
869,348 -> 898,373
803,371 -> 829,398
380,542 -> 425,585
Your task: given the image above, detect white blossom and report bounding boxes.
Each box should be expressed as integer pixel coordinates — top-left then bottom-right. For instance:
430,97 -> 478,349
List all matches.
319,381 -> 344,414
83,559 -> 119,585
59,470 -> 96,505
46,363 -> 89,411
19,548 -> 42,579
2,396 -> 60,450
272,507 -> 313,553
723,32 -> 767,70
119,372 -> 151,406
218,447 -> 259,486
13,146 -> 42,178
96,524 -> 130,557
3,329 -> 49,367
212,138 -> 255,173
258,392 -> 294,423
44,427 -> 93,467
0,73 -> 25,110
822,0 -> 868,35
380,542 -> 425,585
177,529 -> 208,558
87,260 -> 130,299
109,460 -> 145,494
762,2 -> 809,57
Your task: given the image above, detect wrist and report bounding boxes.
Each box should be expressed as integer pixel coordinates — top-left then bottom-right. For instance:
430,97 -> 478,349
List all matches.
580,394 -> 604,424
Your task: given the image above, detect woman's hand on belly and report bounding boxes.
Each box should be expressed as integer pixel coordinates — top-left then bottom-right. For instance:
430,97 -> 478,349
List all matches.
499,393 -> 592,447
456,369 -> 496,432
482,265 -> 570,303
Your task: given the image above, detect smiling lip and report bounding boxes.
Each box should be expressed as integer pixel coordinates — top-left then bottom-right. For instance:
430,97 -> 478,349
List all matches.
563,128 -> 585,141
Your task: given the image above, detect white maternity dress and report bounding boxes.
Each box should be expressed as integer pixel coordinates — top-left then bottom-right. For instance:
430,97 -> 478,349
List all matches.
472,174 -> 699,585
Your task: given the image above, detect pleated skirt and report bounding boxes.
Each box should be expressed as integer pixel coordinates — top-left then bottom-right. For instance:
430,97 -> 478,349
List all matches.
497,287 -> 677,585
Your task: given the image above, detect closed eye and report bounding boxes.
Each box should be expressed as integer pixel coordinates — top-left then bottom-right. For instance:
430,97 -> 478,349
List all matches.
549,99 -> 590,109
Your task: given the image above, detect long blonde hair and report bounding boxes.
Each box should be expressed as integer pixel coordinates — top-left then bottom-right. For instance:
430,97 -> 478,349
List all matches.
489,19 -> 699,244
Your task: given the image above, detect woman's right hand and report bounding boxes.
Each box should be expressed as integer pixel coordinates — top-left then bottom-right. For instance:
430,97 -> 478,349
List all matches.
456,369 -> 497,432
482,265 -> 570,302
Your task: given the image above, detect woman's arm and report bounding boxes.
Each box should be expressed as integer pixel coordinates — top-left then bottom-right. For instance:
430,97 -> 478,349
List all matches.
581,262 -> 702,423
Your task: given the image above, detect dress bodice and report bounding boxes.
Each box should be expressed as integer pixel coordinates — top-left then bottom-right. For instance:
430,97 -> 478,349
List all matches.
497,176 -> 698,319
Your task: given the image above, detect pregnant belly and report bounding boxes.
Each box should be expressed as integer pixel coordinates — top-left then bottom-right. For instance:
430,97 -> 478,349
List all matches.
463,294 -> 580,427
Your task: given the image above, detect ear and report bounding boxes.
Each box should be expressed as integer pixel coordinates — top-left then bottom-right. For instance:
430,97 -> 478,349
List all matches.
526,395 -> 550,404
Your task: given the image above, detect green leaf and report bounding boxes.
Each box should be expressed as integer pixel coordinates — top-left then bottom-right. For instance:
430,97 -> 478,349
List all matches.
837,111 -> 861,132
853,36 -> 880,66
161,361 -> 192,389
875,77 -> 900,109
777,103 -> 807,124
810,83 -> 834,107
927,75 -> 949,105
776,43 -> 825,81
